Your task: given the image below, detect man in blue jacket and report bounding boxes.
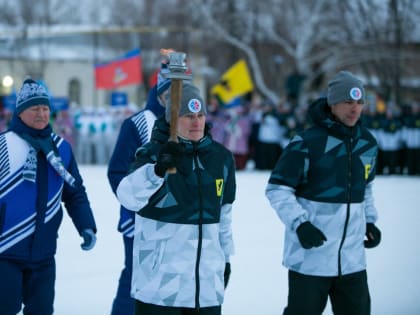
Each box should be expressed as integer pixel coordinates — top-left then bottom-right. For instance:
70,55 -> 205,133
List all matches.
107,64 -> 170,315
266,71 -> 381,315
0,78 -> 97,315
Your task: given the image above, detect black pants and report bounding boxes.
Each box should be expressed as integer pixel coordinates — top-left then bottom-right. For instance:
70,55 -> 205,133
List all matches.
0,258 -> 56,315
254,141 -> 282,170
135,300 -> 221,315
283,270 -> 370,315
406,148 -> 420,175
110,236 -> 135,315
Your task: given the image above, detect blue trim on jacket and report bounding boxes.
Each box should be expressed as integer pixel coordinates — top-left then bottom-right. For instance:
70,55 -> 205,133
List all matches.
0,132 -> 96,261
107,85 -> 164,237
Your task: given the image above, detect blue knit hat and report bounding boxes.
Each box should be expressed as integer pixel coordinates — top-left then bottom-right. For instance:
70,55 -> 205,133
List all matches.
15,78 -> 50,114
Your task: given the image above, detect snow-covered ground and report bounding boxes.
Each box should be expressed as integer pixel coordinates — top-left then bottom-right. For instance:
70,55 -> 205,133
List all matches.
46,166 -> 420,314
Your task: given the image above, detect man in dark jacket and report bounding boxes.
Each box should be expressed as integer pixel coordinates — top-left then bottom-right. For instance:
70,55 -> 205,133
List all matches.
266,71 -> 381,315
0,78 -> 97,315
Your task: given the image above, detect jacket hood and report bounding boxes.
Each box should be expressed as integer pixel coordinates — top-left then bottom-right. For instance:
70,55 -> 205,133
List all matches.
145,85 -> 165,117
308,97 -> 361,139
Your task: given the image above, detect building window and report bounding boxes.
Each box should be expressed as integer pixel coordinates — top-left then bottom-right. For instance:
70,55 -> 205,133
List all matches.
68,78 -> 81,105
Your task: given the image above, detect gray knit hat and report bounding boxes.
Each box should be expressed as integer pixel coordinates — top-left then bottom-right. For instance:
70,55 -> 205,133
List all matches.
327,71 -> 365,106
16,78 -> 50,114
165,82 -> 206,122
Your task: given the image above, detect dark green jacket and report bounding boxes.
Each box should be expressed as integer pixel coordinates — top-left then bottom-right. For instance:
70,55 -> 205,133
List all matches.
266,98 -> 378,276
116,116 -> 236,308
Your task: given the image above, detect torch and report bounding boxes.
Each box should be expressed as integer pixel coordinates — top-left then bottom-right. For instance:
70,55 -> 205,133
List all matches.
160,49 -> 191,173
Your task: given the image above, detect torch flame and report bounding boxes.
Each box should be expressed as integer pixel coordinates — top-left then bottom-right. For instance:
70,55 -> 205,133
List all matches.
160,48 -> 176,56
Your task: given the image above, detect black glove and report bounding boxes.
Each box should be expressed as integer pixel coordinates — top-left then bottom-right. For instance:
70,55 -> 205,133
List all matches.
224,262 -> 231,288
80,229 -> 96,251
364,223 -> 381,248
296,221 -> 327,249
154,141 -> 184,177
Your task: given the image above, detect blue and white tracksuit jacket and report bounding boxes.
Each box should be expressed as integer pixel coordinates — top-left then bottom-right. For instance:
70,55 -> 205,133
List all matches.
0,131 -> 96,261
266,98 -> 378,277
107,85 -> 165,238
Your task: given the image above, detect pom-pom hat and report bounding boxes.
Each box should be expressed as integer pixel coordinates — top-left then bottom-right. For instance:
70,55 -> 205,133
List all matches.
15,78 -> 50,114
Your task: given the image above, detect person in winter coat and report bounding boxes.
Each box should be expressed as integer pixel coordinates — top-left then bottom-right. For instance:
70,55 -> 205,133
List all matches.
401,103 -> 420,175
107,63 -> 170,315
117,82 -> 236,315
0,78 -> 97,315
266,71 -> 381,315
254,101 -> 284,170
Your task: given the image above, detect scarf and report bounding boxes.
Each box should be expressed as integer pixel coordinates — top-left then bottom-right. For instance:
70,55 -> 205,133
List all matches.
9,114 -> 76,187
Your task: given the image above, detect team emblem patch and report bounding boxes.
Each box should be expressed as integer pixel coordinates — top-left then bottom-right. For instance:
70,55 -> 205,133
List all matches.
365,164 -> 371,180
216,179 -> 224,197
349,87 -> 362,101
188,99 -> 202,113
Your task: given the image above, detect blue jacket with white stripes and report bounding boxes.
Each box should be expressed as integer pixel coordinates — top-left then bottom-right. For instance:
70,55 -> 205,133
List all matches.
0,127 -> 96,262
107,85 -> 165,237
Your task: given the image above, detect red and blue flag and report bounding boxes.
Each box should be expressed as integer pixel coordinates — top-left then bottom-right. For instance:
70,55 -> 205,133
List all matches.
95,48 -> 143,90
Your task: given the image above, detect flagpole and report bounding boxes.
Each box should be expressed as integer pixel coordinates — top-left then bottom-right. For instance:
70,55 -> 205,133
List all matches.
134,34 -> 143,108
93,32 -> 98,107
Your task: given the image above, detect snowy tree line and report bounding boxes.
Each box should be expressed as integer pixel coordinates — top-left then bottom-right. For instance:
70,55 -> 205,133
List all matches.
0,0 -> 419,105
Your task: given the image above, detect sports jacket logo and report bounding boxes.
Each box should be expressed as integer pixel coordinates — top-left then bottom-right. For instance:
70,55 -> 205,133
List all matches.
215,179 -> 224,197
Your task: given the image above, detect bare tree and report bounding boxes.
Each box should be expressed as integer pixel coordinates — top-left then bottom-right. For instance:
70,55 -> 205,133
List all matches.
188,0 -> 419,104
1,0 -> 419,104
190,0 -> 281,104
332,0 -> 419,103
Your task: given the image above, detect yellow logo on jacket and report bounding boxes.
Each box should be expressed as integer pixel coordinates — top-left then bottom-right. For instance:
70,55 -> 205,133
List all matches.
365,164 -> 371,180
216,179 -> 224,196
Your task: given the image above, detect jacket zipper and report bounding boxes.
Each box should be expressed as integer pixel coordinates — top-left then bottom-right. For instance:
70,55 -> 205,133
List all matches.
193,143 -> 204,311
337,136 -> 353,277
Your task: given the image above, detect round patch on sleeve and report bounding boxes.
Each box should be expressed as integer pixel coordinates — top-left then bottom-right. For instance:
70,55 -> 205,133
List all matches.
188,99 -> 202,113
349,87 -> 362,101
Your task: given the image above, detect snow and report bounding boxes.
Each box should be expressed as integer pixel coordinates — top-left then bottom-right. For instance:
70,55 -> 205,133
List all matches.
34,166 -> 420,314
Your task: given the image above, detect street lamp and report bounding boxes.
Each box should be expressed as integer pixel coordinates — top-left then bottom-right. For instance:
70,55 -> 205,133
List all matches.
2,75 -> 13,88
1,75 -> 14,96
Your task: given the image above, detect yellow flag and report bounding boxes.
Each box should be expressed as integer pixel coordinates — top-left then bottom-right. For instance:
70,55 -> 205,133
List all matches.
211,59 -> 254,104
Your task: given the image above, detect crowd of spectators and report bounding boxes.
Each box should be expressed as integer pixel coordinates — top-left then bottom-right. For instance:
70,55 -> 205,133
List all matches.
0,104 -> 137,165
1,95 -> 419,175
207,94 -> 420,176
